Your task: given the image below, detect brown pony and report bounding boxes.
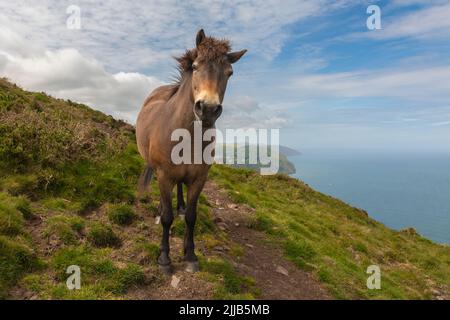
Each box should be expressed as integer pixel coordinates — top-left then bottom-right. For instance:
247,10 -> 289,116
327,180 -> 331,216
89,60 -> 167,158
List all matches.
136,29 -> 246,273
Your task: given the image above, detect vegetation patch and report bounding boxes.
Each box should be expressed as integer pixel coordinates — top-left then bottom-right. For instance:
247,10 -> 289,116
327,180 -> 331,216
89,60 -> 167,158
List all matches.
87,223 -> 121,248
199,255 -> 258,299
108,204 -> 136,225
44,246 -> 145,299
0,236 -> 40,298
142,242 -> 160,263
0,194 -> 25,236
0,78 -> 142,206
43,214 -> 85,245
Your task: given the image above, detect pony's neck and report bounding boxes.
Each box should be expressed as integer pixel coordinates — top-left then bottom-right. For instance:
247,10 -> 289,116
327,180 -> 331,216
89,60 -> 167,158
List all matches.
174,72 -> 196,129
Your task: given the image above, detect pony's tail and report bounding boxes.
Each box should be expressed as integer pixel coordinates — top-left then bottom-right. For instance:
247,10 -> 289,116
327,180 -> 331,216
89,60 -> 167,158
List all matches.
138,165 -> 153,195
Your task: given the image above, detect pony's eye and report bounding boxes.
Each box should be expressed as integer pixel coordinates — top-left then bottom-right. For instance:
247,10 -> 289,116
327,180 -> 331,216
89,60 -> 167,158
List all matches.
228,69 -> 234,77
192,63 -> 198,71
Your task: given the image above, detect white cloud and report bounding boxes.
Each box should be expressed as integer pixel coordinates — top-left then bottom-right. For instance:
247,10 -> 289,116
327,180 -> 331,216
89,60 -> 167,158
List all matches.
290,66 -> 450,102
0,0 -> 351,71
218,95 -> 289,129
379,3 -> 450,40
0,28 -> 162,123
0,0 -> 351,125
345,2 -> 450,41
431,121 -> 450,127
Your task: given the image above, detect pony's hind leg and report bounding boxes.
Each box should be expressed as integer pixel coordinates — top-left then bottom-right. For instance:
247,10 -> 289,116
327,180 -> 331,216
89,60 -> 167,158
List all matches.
157,176 -> 175,274
177,183 -> 186,217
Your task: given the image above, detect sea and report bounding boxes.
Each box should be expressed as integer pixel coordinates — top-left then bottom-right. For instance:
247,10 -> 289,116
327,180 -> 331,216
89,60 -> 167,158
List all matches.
289,149 -> 450,244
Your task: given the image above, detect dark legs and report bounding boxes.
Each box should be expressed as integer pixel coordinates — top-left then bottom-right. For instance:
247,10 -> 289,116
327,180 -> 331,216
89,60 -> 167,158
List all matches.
177,183 -> 186,216
156,177 -> 205,274
183,178 -> 206,272
157,177 -> 175,274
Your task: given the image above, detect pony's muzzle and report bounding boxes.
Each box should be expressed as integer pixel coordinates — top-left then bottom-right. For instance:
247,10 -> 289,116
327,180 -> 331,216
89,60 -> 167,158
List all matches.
194,101 -> 222,125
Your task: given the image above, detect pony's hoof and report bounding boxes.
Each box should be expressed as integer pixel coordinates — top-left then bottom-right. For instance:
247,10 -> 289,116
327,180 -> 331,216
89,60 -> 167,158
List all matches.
185,261 -> 199,273
159,264 -> 172,275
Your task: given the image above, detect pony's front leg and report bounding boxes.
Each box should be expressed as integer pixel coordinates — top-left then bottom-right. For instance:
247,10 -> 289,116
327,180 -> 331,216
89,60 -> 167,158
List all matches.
184,177 -> 206,272
157,177 -> 175,274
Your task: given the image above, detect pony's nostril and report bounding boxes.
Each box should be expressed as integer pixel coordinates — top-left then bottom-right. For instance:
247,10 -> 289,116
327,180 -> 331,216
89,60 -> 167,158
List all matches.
195,102 -> 222,120
194,101 -> 203,114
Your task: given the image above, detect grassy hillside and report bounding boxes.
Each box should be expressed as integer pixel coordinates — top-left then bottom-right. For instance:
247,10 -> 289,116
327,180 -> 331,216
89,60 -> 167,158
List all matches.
0,79 -> 448,300
0,79 -> 256,299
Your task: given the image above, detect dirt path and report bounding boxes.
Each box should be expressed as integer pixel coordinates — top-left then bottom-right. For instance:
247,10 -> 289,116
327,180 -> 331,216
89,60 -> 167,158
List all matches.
202,181 -> 331,300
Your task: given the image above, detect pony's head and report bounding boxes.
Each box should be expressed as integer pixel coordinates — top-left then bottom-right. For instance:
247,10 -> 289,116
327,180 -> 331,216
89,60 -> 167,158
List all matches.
177,29 -> 247,127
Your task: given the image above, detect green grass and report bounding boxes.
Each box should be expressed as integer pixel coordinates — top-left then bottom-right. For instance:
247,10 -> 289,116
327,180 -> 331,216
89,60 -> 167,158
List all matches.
171,201 -> 215,237
210,165 -> 450,299
0,193 -> 26,236
142,242 -> 160,262
38,245 -> 146,299
199,254 -> 258,299
43,214 -> 85,245
87,223 -> 121,248
0,235 -> 41,299
0,192 -> 41,298
108,204 -> 136,225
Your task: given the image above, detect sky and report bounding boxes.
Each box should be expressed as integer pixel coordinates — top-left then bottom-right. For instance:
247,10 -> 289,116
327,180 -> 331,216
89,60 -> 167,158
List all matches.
1,0 -> 450,152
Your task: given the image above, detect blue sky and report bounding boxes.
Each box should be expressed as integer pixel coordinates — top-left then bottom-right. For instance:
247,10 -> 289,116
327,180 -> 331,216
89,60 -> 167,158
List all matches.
1,0 -> 450,152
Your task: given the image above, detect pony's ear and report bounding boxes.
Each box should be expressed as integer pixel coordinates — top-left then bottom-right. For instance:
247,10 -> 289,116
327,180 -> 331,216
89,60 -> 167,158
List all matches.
228,50 -> 247,63
196,29 -> 206,48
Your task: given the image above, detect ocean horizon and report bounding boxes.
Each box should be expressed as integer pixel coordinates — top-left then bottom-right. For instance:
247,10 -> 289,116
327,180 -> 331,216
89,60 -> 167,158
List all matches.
289,149 -> 450,244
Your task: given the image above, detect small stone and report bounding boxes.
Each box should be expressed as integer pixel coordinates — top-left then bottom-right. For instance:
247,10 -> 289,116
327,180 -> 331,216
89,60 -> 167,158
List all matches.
155,216 -> 161,224
227,204 -> 238,210
170,275 -> 180,288
235,222 -> 240,227
217,222 -> 228,231
276,265 -> 289,276
245,243 -> 254,248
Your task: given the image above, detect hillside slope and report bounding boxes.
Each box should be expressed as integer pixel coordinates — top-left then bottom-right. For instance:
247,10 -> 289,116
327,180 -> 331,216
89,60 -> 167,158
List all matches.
0,79 -> 448,300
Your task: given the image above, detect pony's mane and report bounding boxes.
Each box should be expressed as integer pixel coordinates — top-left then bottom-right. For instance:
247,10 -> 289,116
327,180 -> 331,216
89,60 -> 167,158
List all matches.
174,36 -> 231,83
